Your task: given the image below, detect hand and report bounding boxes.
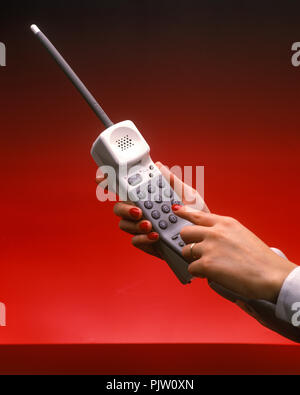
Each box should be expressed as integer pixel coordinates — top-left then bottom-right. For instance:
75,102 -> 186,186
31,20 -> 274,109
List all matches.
96,162 -> 209,259
173,204 -> 297,303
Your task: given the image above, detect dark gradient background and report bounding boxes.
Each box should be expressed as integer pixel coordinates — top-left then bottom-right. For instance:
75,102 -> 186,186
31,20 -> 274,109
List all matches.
1,0 -> 300,349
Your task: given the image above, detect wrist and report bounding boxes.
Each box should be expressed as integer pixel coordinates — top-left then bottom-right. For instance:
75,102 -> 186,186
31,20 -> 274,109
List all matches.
268,260 -> 297,303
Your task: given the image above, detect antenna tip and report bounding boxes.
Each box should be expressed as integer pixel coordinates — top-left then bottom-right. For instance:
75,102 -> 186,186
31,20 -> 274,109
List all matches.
30,24 -> 40,34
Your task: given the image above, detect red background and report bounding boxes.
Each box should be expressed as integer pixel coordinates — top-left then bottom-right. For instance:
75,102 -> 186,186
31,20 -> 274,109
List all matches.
1,0 -> 300,355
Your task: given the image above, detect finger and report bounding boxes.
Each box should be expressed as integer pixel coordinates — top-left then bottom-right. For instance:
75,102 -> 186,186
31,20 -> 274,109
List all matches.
131,232 -> 160,248
131,232 -> 162,259
182,242 -> 204,262
131,233 -> 161,258
172,204 -> 219,226
119,219 -> 152,235
113,202 -> 142,221
156,162 -> 209,211
180,225 -> 209,244
187,258 -> 209,279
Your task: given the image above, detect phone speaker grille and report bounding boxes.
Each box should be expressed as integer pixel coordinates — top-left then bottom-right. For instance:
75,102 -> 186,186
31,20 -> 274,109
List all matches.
116,135 -> 134,151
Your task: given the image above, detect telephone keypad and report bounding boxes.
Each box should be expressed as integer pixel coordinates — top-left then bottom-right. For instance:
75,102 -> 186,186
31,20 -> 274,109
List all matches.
134,174 -> 189,256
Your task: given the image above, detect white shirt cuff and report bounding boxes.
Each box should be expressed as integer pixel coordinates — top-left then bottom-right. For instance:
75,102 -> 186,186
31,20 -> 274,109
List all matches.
275,266 -> 300,326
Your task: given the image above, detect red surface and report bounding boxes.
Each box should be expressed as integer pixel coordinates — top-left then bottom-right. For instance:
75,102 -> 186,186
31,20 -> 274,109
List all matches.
1,2 -> 300,353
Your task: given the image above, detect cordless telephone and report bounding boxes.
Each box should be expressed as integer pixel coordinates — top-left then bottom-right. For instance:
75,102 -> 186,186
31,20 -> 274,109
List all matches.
31,25 -> 298,342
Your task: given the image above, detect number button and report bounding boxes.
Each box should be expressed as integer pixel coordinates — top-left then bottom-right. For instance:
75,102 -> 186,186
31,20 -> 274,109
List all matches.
161,204 -> 170,213
151,210 -> 160,220
169,214 -> 177,223
137,188 -> 146,200
144,201 -> 153,209
159,220 -> 168,229
148,184 -> 156,193
128,173 -> 142,186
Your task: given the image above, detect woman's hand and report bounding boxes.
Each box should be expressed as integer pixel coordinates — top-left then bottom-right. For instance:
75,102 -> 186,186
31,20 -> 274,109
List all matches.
173,204 -> 297,303
96,161 -> 209,259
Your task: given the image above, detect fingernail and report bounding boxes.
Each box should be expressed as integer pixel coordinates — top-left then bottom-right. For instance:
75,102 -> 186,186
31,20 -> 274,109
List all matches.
147,232 -> 159,240
172,204 -> 182,211
139,221 -> 150,232
129,208 -> 141,218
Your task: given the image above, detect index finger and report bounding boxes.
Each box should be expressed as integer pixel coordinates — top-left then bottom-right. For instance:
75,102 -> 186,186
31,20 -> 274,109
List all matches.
172,204 -> 219,226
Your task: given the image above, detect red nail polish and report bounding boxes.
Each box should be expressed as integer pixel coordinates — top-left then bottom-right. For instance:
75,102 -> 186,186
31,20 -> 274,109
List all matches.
172,204 -> 182,211
140,221 -> 150,232
147,232 -> 159,240
129,207 -> 141,218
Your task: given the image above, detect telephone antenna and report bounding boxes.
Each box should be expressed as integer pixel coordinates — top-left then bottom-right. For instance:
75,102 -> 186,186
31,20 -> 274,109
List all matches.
30,24 -> 113,128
